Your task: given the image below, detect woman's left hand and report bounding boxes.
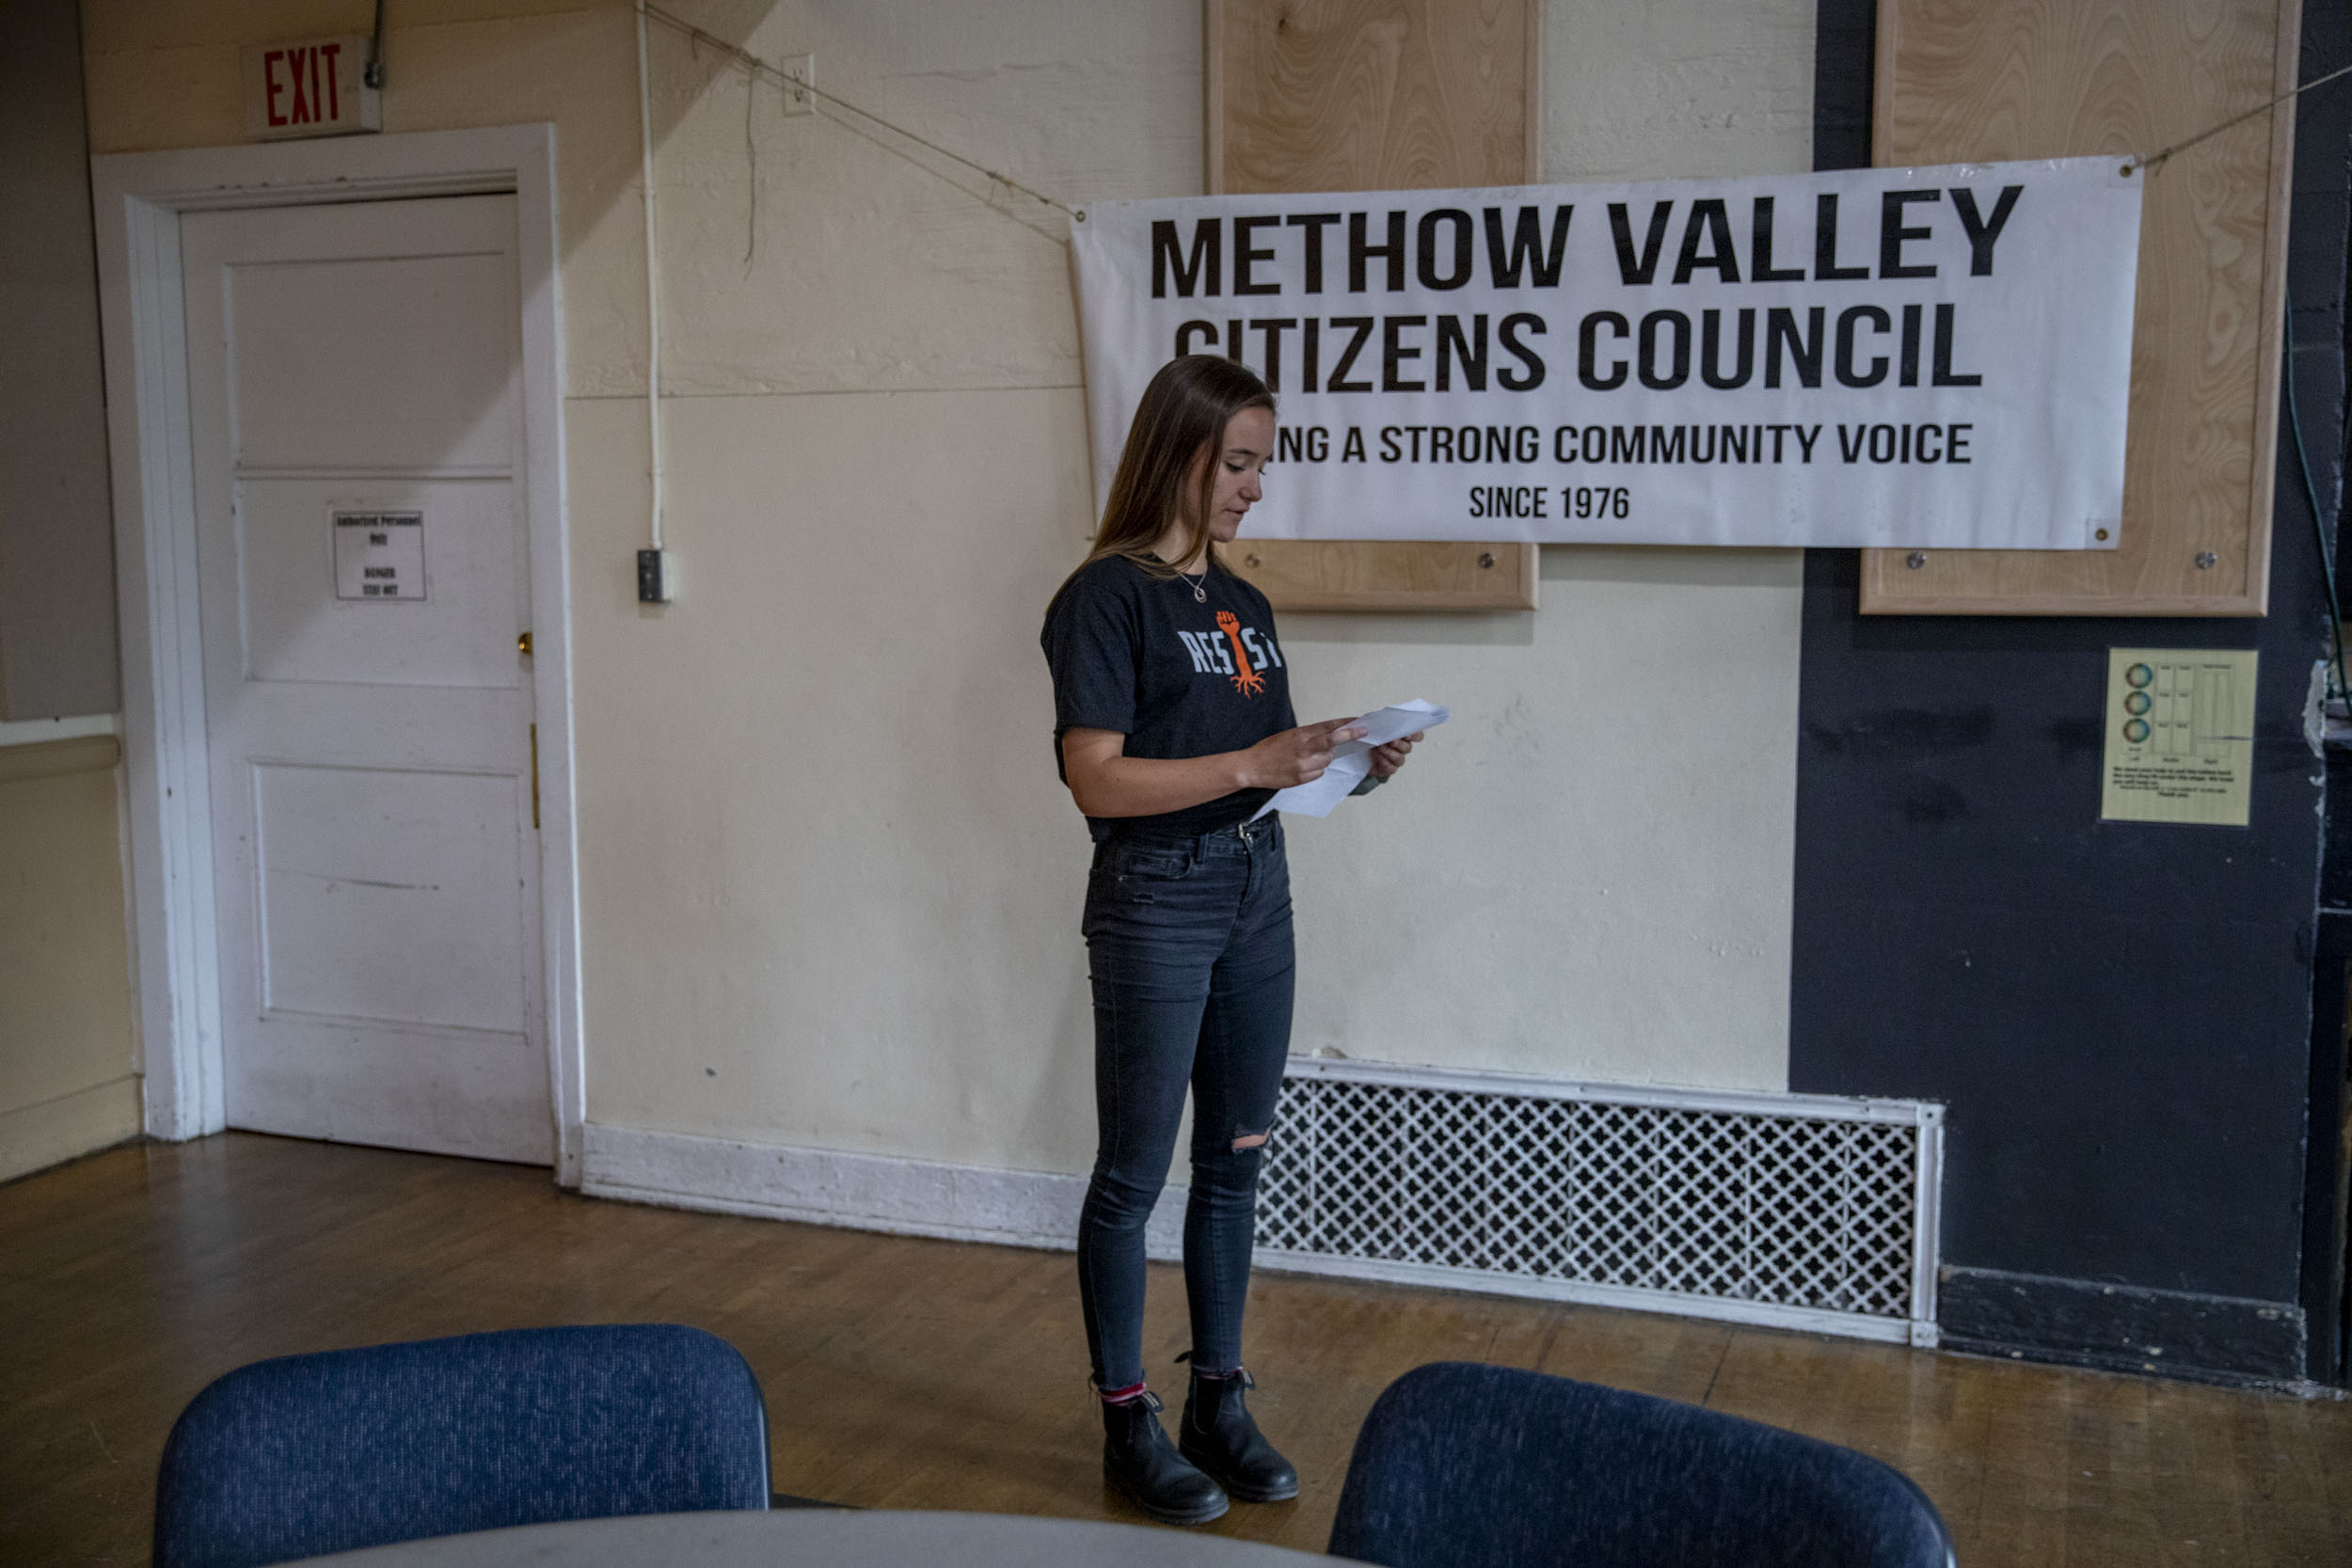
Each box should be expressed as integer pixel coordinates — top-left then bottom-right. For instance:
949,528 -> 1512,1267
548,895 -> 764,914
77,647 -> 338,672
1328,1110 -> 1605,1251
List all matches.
1369,731 -> 1423,780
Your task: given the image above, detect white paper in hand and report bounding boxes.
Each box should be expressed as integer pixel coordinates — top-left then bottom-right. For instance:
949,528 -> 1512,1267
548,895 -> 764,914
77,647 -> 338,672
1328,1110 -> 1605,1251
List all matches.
1253,700 -> 1449,820
1349,700 -> 1449,750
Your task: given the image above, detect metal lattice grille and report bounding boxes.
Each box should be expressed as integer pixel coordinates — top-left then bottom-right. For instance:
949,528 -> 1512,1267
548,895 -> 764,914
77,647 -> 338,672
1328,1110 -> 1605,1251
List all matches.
1256,1068 -> 1936,1332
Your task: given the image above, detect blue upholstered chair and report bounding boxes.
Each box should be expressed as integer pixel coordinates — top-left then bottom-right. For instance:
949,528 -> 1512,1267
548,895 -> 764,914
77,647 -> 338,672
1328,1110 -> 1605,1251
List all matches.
152,1323 -> 771,1568
1327,1361 -> 1955,1568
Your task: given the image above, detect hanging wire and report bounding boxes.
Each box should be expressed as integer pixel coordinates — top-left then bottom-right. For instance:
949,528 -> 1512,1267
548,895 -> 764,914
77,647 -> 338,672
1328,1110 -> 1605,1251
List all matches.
2127,60 -> 2352,175
629,2 -> 2352,672
742,55 -> 759,268
633,10 -> 2352,231
637,2 -> 1083,222
635,1 -> 664,551
365,0 -> 387,90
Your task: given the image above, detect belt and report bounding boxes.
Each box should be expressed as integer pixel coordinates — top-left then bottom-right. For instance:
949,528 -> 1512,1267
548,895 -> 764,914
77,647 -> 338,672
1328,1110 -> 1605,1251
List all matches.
1109,814 -> 1279,849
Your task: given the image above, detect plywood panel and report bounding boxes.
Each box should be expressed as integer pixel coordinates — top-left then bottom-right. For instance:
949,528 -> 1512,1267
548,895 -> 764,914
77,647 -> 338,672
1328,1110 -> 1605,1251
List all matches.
1208,0 -> 1541,611
1860,0 -> 2299,616
1208,0 -> 1538,194
1227,537 -> 1536,610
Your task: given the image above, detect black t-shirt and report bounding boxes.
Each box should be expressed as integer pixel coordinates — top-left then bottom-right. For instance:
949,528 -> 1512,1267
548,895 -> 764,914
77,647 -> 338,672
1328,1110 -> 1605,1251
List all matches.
1041,553 -> 1296,841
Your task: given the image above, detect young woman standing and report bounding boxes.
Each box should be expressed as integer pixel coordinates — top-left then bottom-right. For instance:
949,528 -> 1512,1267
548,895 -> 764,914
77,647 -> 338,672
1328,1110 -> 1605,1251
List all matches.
1040,356 -> 1419,1525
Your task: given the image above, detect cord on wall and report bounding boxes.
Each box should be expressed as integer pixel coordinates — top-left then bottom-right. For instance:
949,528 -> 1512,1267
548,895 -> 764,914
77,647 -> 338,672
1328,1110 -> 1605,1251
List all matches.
634,1 -> 669,597
627,1 -> 1089,602
637,2 -> 1077,221
365,0 -> 386,89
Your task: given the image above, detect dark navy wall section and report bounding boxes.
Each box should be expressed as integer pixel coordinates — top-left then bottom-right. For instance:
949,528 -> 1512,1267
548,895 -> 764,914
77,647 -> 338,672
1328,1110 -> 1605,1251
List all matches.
1797,0 -> 2347,1384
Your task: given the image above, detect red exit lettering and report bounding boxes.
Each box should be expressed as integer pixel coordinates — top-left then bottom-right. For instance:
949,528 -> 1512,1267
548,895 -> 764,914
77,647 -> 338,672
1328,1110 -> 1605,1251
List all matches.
264,42 -> 343,127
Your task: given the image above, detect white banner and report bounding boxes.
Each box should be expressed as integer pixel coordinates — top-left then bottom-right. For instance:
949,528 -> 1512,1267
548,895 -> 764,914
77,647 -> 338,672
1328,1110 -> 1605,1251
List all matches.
1072,157 -> 2140,550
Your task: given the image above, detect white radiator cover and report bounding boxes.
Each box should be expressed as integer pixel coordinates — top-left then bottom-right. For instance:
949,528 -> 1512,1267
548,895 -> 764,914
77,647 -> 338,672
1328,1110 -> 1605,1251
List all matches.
1256,1057 -> 1944,1346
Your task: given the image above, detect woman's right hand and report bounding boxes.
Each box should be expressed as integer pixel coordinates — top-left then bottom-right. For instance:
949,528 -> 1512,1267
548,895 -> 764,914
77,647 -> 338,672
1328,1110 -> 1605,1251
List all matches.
1239,718 -> 1369,788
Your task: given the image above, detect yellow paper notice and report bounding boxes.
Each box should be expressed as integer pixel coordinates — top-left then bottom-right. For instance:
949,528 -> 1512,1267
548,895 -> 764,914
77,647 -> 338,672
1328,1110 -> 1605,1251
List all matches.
2100,648 -> 2257,826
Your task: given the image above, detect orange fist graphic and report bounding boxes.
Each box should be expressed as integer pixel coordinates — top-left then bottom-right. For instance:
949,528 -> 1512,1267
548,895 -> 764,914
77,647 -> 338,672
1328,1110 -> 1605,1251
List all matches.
1216,610 -> 1265,696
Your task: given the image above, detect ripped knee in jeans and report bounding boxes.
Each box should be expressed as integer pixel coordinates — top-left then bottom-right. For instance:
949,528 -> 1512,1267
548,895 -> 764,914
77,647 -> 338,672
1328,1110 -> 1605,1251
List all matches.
1231,1128 -> 1270,1153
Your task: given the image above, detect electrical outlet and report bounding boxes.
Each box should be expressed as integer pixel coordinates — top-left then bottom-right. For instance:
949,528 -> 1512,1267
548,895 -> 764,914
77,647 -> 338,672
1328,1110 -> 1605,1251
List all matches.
637,548 -> 673,603
777,54 -> 813,116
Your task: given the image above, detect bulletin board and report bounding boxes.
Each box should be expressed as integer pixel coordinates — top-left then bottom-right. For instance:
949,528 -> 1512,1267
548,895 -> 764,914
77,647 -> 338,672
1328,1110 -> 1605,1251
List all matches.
1859,0 -> 2301,616
1205,0 -> 1543,611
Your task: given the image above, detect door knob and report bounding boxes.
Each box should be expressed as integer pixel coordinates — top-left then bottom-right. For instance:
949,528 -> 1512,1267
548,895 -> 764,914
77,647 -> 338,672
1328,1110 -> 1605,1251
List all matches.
517,631 -> 533,657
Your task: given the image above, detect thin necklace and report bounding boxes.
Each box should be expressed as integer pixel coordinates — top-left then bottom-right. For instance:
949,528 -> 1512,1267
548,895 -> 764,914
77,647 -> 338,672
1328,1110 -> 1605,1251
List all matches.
1174,564 -> 1207,603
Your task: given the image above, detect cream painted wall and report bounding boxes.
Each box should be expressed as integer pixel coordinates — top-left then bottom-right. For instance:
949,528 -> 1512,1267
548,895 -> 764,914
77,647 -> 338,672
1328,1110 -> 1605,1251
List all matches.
81,0 -> 1815,1179
1545,0 -> 1818,183
572,0 -> 1196,1169
1279,546 -> 1803,1084
1282,0 -> 1815,1087
0,738 -> 140,1181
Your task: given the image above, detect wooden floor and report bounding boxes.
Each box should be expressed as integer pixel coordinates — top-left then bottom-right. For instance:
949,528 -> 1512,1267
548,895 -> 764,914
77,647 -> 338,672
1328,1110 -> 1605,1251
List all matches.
4,1134 -> 2348,1566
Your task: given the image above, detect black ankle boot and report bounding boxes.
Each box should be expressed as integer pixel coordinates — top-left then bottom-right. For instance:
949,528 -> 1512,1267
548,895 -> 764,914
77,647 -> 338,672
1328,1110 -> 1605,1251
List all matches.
1178,1367 -> 1298,1502
1101,1389 -> 1229,1526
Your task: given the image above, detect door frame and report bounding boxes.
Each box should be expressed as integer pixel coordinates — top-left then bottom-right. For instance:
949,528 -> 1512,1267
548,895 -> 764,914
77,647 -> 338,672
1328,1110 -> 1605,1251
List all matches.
91,125 -> 588,1183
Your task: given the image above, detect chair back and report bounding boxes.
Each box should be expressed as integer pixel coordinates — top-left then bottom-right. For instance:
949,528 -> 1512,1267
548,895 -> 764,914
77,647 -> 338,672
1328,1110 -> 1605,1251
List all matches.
1327,1361 -> 1953,1568
153,1323 -> 771,1568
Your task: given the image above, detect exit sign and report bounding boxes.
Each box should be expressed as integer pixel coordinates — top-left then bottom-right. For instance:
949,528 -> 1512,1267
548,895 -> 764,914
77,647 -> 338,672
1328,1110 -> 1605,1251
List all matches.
241,36 -> 380,140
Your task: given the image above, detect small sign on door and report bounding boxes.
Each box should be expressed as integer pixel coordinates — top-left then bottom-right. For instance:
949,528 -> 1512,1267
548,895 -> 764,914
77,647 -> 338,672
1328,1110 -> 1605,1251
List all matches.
334,511 -> 426,601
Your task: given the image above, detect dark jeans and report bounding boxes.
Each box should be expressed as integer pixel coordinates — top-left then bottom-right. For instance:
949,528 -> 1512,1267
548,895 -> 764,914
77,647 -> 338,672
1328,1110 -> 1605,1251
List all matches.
1075,816 -> 1295,1391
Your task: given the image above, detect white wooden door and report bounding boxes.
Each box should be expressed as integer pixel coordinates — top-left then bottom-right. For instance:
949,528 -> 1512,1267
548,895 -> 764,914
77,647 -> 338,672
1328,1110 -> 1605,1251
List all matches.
183,196 -> 550,1164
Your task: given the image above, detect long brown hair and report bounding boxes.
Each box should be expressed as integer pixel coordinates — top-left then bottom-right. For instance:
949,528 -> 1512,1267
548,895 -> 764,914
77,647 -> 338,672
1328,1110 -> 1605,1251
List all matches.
1084,355 -> 1275,579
